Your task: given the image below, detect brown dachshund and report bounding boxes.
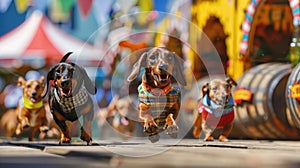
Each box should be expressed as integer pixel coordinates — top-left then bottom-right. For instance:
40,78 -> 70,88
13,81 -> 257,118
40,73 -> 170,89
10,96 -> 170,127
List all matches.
193,77 -> 237,142
42,52 -> 97,145
15,76 -> 49,141
127,47 -> 186,143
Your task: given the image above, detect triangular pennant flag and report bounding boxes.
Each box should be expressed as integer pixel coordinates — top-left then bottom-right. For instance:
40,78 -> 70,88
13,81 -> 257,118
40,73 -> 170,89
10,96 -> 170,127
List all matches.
14,0 -> 30,13
77,0 -> 92,18
58,0 -> 74,14
50,0 -> 70,22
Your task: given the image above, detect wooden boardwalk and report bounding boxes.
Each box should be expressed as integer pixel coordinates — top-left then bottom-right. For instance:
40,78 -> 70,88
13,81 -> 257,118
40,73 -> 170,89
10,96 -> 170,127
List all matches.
1,139 -> 300,168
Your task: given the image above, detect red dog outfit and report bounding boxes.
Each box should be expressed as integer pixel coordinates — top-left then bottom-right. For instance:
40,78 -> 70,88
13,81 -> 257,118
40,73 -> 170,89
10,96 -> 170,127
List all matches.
198,94 -> 234,128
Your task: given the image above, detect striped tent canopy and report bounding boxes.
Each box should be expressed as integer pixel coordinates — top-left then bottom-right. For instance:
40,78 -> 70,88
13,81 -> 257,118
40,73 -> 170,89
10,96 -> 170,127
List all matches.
0,10 -> 102,67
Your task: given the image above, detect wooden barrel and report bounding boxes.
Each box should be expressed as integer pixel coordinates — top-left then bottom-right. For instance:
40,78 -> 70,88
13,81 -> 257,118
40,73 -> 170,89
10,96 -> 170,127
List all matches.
286,63 -> 300,129
232,63 -> 300,140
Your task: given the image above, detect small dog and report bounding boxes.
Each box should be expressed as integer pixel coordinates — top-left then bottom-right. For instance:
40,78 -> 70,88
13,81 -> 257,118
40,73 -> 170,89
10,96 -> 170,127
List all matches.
193,77 -> 237,142
96,95 -> 137,138
42,52 -> 97,144
15,76 -> 49,141
127,47 -> 186,143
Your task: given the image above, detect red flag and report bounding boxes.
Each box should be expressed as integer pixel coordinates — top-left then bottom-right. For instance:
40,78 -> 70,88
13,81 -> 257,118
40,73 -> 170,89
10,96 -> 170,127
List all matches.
77,0 -> 93,18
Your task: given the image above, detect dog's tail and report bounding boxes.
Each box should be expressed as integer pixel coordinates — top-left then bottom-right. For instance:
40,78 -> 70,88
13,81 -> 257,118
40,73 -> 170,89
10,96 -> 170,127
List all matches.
60,52 -> 73,63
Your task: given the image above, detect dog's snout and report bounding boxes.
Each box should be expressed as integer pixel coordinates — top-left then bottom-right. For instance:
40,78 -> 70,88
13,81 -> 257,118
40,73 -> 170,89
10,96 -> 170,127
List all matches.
61,79 -> 70,87
159,63 -> 168,71
32,91 -> 37,96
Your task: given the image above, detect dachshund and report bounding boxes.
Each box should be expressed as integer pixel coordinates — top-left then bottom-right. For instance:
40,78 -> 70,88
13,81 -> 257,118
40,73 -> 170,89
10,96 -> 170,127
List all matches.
127,47 -> 186,143
42,52 -> 97,145
95,95 -> 138,139
193,77 -> 237,142
15,76 -> 49,141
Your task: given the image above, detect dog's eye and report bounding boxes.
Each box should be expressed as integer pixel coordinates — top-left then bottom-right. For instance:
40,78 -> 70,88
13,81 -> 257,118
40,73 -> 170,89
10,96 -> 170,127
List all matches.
149,55 -> 156,60
55,72 -> 62,79
167,54 -> 173,61
36,85 -> 40,90
26,84 -> 31,88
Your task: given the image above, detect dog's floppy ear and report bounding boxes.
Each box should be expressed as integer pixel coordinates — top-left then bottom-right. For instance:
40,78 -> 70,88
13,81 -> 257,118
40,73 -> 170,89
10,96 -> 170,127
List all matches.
77,65 -> 97,95
202,82 -> 209,97
127,52 -> 148,82
42,65 -> 58,98
226,76 -> 237,87
17,77 -> 25,87
39,76 -> 45,85
173,52 -> 187,86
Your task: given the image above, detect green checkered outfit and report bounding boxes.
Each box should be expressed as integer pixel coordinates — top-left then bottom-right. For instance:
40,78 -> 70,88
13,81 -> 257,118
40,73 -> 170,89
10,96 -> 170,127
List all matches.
138,84 -> 181,129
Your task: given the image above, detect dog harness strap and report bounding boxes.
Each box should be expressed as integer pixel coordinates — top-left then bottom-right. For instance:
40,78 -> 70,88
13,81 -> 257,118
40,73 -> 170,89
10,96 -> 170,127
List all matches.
54,87 -> 89,113
21,96 -> 43,109
138,83 -> 181,129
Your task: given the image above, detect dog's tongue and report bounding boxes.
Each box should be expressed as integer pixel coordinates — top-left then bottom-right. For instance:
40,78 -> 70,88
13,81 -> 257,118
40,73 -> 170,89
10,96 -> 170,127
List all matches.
30,97 -> 37,103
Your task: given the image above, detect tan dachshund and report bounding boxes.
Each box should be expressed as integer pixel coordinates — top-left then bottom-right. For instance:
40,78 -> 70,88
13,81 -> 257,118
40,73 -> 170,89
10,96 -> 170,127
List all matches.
193,77 -> 237,142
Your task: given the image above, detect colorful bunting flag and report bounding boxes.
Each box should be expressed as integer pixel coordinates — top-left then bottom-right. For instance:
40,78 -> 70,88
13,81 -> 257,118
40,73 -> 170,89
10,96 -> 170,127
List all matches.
77,0 -> 93,18
14,0 -> 30,13
59,0 -> 75,14
50,0 -> 73,22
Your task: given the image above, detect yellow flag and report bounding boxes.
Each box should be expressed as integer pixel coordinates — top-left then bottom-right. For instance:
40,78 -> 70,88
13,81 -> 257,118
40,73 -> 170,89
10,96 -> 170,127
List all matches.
137,0 -> 153,25
14,0 -> 30,13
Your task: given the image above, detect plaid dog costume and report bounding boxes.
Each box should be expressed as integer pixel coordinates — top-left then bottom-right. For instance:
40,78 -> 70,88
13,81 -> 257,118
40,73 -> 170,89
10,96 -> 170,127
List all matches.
138,83 -> 181,129
54,87 -> 89,113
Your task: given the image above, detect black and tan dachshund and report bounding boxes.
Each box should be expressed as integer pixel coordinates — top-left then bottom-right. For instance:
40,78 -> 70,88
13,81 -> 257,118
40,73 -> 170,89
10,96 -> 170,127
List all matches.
42,52 -> 97,145
127,47 -> 186,143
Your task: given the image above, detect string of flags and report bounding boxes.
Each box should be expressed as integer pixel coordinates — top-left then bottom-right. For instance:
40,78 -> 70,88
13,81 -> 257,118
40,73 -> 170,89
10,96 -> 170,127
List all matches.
0,0 -> 94,18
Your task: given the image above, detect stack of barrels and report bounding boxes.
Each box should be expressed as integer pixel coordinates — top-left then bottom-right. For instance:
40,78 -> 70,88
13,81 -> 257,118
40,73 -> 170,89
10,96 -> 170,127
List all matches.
231,63 -> 300,140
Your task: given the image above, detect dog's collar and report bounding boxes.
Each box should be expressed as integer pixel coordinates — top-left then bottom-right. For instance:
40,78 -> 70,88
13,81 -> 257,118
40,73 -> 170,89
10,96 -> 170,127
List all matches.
141,79 -> 171,95
201,94 -> 234,117
21,96 -> 43,109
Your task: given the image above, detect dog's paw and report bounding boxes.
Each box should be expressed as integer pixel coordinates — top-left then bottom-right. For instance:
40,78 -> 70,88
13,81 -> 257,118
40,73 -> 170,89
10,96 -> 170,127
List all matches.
165,125 -> 178,138
148,134 -> 160,143
59,137 -> 71,144
80,127 -> 92,144
39,126 -> 49,133
15,128 -> 21,135
219,135 -> 229,142
204,135 -> 214,141
144,120 -> 158,135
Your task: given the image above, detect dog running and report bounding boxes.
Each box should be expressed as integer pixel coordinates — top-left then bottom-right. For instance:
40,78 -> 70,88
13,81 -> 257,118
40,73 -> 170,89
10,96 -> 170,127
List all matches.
193,77 -> 237,142
42,52 -> 97,145
15,76 -> 49,141
127,47 -> 186,143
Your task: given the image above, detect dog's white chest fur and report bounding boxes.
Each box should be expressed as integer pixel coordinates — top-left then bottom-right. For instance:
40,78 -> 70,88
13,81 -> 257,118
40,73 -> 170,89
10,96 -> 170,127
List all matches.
29,110 -> 39,127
